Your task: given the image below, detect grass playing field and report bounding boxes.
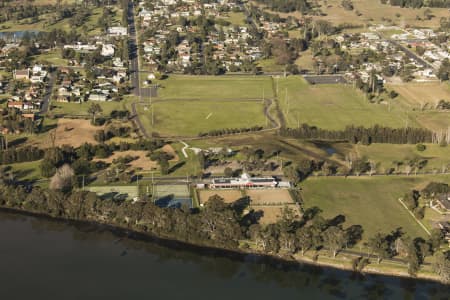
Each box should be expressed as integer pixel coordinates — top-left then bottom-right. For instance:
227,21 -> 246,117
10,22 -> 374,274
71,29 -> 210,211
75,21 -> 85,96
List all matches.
301,175 -> 450,242
277,76 -> 416,130
136,99 -> 267,137
155,75 -> 274,100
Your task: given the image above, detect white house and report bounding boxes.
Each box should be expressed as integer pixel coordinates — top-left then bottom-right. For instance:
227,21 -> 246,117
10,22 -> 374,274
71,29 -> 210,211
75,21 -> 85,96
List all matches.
108,26 -> 127,36
101,44 -> 115,57
88,94 -> 108,102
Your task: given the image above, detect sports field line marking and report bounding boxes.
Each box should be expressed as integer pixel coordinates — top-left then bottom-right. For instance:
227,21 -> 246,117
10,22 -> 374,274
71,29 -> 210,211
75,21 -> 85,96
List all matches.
398,198 -> 431,236
205,113 -> 213,119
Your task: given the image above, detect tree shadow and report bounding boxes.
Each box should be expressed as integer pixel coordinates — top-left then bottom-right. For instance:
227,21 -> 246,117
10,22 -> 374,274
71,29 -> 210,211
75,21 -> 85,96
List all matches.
302,206 -> 322,222
8,137 -> 28,147
241,209 -> 264,226
41,123 -> 57,133
231,196 -> 250,216
327,214 -> 346,227
169,161 -> 185,174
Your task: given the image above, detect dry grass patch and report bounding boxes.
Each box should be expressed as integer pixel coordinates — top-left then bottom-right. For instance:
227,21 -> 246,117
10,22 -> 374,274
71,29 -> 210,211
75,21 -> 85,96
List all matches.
198,190 -> 243,204
94,150 -> 158,171
54,118 -> 102,147
254,205 -> 301,225
391,83 -> 450,108
246,189 -> 294,205
162,144 -> 179,161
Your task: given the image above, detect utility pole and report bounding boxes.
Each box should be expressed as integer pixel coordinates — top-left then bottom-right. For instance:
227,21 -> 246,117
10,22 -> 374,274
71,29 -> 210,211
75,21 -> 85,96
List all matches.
151,104 -> 154,126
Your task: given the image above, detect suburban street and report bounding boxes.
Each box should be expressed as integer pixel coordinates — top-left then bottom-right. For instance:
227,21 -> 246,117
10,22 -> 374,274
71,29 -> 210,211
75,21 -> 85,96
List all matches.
39,71 -> 56,114
127,0 -> 140,97
388,39 -> 437,72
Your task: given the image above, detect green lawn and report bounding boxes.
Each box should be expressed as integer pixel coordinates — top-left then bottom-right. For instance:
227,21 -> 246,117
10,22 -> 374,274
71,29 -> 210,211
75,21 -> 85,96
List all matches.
256,59 -> 285,73
51,100 -> 129,116
8,160 -> 43,182
354,143 -> 450,173
301,175 -> 450,242
32,50 -> 68,66
277,76 -> 418,130
218,12 -> 247,26
136,99 -> 267,137
155,75 -> 274,100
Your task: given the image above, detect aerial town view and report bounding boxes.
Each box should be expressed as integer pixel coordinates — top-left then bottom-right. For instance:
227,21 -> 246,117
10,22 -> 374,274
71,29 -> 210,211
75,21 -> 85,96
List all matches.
1,0 -> 450,298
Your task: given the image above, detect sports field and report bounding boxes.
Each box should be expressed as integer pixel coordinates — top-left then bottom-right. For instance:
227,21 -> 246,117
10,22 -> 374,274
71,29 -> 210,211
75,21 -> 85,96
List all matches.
198,190 -> 244,204
86,185 -> 139,200
277,76 -> 416,130
154,184 -> 191,199
136,100 -> 267,137
246,189 -> 293,205
155,75 -> 274,100
153,184 -> 192,208
301,175 -> 450,241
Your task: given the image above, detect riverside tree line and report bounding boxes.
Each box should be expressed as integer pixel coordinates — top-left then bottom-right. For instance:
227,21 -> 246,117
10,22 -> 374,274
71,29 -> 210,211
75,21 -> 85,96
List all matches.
0,182 -> 449,282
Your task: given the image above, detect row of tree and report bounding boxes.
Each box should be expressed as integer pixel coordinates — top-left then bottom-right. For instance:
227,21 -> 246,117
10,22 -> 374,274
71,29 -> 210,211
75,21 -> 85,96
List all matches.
198,126 -> 264,137
280,124 -> 434,145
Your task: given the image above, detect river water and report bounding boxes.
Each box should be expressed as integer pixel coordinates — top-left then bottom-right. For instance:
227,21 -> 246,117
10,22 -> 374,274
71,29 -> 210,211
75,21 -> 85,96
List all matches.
0,211 -> 448,300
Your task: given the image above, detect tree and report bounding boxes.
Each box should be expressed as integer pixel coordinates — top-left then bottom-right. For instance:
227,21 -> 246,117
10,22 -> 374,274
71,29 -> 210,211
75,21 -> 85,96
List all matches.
224,167 -> 233,178
40,158 -> 56,178
49,164 -> 75,192
432,251 -> 450,283
367,233 -> 391,263
296,226 -> 313,256
428,228 -> 445,252
159,158 -> 169,175
88,103 -> 103,125
322,226 -> 347,258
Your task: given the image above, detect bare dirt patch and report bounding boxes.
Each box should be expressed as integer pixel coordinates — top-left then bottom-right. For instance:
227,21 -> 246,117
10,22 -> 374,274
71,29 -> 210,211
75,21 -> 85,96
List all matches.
54,118 -> 102,147
94,150 -> 158,171
253,205 -> 301,225
246,189 -> 293,205
198,189 -> 243,204
162,144 -> 179,161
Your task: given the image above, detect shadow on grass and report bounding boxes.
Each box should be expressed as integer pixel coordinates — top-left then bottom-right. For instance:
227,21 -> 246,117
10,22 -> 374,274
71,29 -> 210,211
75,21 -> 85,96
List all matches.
41,123 -> 57,133
169,161 -> 186,174
9,137 -> 28,147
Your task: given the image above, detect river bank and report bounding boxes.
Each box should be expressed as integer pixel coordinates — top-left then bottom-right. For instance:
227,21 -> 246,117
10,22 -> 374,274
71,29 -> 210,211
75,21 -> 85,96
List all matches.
0,206 -> 446,285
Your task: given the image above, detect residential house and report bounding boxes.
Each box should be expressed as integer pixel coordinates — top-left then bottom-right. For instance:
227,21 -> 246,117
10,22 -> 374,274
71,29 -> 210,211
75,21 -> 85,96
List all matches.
13,69 -> 30,81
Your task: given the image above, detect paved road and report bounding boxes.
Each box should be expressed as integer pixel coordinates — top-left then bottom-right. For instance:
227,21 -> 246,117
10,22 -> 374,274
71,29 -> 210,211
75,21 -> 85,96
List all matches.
130,101 -> 150,138
389,39 -> 436,71
39,71 -> 56,114
127,1 -> 140,96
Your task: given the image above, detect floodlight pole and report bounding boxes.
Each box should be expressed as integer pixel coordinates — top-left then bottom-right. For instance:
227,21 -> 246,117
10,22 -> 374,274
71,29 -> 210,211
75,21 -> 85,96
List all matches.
152,105 -> 154,125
